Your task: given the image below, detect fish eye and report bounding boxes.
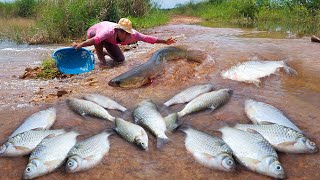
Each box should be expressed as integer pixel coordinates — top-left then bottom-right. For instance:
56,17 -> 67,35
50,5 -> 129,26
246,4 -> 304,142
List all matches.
299,137 -> 306,143
309,141 -> 316,147
68,161 -> 74,167
0,144 -> 7,153
115,81 -> 121,85
26,167 -> 31,173
227,160 -> 234,166
276,165 -> 282,171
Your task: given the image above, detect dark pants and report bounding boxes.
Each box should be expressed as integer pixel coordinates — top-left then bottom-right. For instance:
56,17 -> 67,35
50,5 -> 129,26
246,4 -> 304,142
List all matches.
89,31 -> 125,63
102,41 -> 125,63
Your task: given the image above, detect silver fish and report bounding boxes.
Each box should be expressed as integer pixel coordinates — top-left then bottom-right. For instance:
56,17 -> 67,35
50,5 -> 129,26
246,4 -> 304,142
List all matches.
180,126 -> 235,172
164,84 -> 214,107
221,60 -> 297,87
10,107 -> 56,138
66,131 -> 113,173
67,98 -> 115,122
177,89 -> 232,118
220,126 -> 285,179
83,94 -> 127,112
0,129 -> 65,157
24,131 -> 79,179
133,100 -> 171,148
234,124 -> 318,153
245,99 -> 301,132
113,118 -> 148,150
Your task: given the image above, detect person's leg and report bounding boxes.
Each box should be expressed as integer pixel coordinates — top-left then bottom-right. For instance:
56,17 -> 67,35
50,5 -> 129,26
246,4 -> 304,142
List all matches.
103,42 -> 125,64
88,30 -> 107,64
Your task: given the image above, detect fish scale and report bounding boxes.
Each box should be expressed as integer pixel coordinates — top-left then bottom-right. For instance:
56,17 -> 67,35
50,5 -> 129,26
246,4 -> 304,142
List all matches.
134,101 -> 167,137
183,128 -> 232,156
164,84 -> 214,107
234,124 -> 318,153
0,129 -> 66,157
24,131 -> 79,179
30,132 -> 78,161
221,60 -> 297,86
133,100 -> 169,148
68,132 -> 111,158
220,126 -> 285,179
83,94 -> 127,112
245,99 -> 301,132
67,98 -> 115,122
177,89 -> 232,118
10,107 -> 56,138
181,127 -> 235,171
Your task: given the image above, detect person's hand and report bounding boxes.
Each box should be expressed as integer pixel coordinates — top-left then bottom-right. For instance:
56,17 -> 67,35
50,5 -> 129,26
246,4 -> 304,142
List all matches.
71,42 -> 82,49
165,37 -> 176,45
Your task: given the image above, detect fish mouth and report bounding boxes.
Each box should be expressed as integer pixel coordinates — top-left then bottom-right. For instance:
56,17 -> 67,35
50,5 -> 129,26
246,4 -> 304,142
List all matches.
108,76 -> 151,89
108,79 -> 121,87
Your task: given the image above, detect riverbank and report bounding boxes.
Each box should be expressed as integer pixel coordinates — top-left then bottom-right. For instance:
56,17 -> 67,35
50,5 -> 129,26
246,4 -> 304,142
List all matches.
0,15 -> 319,179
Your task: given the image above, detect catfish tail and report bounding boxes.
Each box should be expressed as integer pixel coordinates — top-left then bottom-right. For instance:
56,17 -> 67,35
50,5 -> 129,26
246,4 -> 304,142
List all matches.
282,61 -> 298,76
186,50 -> 207,63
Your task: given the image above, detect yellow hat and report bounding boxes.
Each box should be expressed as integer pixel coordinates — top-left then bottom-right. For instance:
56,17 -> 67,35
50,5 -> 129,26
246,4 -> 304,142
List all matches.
115,18 -> 133,34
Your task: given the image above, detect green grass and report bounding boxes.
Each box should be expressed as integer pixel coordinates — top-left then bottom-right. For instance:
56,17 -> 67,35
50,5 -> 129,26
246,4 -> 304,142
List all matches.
36,58 -> 62,79
130,10 -> 170,29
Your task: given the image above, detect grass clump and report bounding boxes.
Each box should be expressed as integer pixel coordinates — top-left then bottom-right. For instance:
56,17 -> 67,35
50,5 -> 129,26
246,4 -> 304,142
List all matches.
36,58 -> 62,80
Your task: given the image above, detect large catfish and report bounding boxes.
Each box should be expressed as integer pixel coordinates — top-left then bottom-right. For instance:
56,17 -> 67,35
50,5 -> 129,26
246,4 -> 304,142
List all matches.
108,46 -> 205,88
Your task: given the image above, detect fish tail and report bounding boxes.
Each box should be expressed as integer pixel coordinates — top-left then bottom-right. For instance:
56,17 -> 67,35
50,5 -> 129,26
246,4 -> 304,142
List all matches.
107,116 -> 116,123
282,61 -> 298,76
156,136 -> 170,149
163,100 -> 173,107
177,124 -> 192,132
119,106 -> 127,112
164,113 -> 184,132
186,50 -> 207,63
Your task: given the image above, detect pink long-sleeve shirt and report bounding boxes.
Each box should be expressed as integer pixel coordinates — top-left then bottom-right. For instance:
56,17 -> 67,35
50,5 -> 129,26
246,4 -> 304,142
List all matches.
87,21 -> 158,45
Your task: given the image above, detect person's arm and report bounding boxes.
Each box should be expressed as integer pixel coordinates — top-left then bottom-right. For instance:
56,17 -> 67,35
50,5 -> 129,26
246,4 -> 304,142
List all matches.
134,31 -> 176,45
155,37 -> 176,45
72,38 -> 95,49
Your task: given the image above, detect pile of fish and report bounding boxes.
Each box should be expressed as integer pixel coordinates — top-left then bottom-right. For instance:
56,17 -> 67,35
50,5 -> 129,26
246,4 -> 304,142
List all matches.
0,84 -> 317,179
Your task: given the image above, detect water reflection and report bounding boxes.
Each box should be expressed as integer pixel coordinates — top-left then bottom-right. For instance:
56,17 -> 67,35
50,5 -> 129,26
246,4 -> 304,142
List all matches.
0,24 -> 319,179
199,20 -> 319,38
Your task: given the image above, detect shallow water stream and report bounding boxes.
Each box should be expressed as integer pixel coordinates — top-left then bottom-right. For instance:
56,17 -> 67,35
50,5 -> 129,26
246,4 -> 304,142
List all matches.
0,22 -> 319,179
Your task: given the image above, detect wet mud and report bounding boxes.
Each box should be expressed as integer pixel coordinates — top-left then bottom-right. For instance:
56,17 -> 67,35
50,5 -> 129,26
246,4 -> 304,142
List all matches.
0,18 -> 319,179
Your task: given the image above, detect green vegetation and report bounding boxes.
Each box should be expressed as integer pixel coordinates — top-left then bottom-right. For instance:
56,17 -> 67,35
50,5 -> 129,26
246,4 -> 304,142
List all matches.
0,0 -> 170,44
36,58 -> 62,79
173,0 -> 320,36
1,0 -> 320,44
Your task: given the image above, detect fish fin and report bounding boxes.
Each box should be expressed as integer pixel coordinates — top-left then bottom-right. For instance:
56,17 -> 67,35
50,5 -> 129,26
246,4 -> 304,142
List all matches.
44,159 -> 63,170
246,128 -> 260,134
104,129 -> 115,136
201,152 -> 214,159
282,61 -> 298,76
209,105 -> 216,112
259,121 -> 274,125
156,136 -> 170,149
277,141 -> 296,147
44,133 -> 57,139
163,100 -> 173,107
251,80 -> 261,87
30,128 -> 45,131
14,146 -> 31,151
177,124 -> 192,133
84,155 -> 96,161
164,113 -> 183,132
186,50 -> 207,63
242,157 -> 261,166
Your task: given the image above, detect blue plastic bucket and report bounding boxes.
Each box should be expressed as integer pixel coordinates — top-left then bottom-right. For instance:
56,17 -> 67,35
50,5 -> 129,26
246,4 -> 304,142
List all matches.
52,47 -> 95,74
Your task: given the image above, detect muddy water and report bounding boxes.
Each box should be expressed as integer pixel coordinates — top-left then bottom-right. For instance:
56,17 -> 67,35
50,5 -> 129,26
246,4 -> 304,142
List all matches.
0,24 -> 319,180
